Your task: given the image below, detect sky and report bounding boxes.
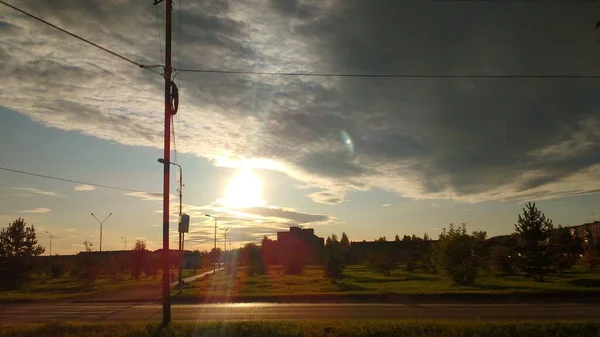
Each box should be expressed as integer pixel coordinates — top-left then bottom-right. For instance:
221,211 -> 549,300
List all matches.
1,0 -> 599,255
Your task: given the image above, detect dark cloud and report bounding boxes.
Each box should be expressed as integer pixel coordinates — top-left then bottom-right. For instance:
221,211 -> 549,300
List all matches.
2,0 -> 600,204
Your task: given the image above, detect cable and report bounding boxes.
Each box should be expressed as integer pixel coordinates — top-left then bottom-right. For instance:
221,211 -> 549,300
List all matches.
0,0 -> 161,74
173,68 -> 600,79
0,166 -> 160,195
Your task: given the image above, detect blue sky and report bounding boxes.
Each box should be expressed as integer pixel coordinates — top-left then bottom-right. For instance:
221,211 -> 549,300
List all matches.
1,109 -> 597,254
1,1 -> 600,254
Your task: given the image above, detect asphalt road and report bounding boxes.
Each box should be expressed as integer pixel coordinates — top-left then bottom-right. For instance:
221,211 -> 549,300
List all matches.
1,302 -> 599,323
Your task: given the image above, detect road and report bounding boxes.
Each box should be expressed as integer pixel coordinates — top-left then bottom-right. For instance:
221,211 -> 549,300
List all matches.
1,302 -> 599,323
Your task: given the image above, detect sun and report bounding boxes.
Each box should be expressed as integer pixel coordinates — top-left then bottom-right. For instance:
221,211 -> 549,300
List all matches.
218,170 -> 266,209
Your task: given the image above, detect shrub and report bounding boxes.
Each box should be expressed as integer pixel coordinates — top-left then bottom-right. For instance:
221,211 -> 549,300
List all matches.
434,224 -> 485,286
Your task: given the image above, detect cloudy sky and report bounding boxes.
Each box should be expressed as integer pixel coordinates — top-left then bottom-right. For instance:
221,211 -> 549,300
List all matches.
1,0 -> 599,254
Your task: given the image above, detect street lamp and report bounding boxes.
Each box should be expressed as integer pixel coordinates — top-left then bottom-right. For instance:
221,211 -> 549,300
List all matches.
91,212 -> 112,252
121,236 -> 127,250
45,231 -> 53,257
205,214 -> 217,273
220,228 -> 229,253
158,158 -> 185,286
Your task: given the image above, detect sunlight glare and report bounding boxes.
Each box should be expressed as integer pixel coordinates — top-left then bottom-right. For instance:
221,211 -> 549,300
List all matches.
218,170 -> 266,209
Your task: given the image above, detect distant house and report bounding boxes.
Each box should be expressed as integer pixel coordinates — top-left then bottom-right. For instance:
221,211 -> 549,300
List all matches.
567,221 -> 600,242
276,227 -> 324,264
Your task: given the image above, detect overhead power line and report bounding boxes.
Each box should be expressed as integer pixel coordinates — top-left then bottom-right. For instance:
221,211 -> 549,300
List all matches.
0,0 -> 162,74
173,68 -> 600,79
0,166 -> 159,195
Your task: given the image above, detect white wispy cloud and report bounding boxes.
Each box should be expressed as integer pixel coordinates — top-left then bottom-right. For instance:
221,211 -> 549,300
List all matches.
125,192 -> 174,201
17,208 -> 51,214
10,187 -> 58,197
382,204 -> 391,207
73,184 -> 95,191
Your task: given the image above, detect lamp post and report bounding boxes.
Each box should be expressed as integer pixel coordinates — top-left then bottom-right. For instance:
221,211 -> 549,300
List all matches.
45,231 -> 53,257
221,228 -> 229,253
205,214 -> 217,273
158,158 -> 184,286
121,236 -> 127,250
91,212 -> 112,252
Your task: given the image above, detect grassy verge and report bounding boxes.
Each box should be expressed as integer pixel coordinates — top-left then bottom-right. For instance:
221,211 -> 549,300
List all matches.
1,320 -> 599,337
171,264 -> 600,301
2,268 -> 208,302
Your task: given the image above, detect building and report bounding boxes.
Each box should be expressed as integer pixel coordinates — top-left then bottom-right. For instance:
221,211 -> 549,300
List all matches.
568,221 -> 600,242
276,226 -> 324,264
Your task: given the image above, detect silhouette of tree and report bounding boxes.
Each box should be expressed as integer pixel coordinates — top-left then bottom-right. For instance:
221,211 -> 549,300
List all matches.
83,240 -> 94,252
375,236 -> 387,242
0,218 -> 45,289
131,239 -> 147,281
402,235 -> 411,242
423,233 -> 430,241
323,234 -> 345,283
394,234 -> 400,242
514,202 -> 553,282
549,225 -> 581,273
433,223 -> 485,286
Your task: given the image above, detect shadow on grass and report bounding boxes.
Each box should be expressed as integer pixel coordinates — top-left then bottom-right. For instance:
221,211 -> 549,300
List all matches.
568,278 -> 600,288
336,282 -> 367,292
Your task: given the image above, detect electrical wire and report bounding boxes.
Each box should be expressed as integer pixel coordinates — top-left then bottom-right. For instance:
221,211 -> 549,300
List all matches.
173,68 -> 600,79
0,0 -> 162,74
0,166 -> 160,195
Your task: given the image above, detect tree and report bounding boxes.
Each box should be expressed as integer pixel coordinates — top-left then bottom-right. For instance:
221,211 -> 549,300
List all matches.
340,232 -> 350,249
323,234 -> 345,283
241,243 -> 265,275
366,250 -> 396,276
514,202 -> 553,282
394,234 -> 400,242
433,223 -> 484,286
375,236 -> 387,242
402,235 -> 411,242
549,225 -> 582,273
131,239 -> 147,281
0,218 -> 45,289
423,233 -> 430,241
83,240 -> 94,252
261,236 -> 277,267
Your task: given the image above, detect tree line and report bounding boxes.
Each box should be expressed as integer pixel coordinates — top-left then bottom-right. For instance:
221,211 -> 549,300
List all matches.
2,202 -> 598,290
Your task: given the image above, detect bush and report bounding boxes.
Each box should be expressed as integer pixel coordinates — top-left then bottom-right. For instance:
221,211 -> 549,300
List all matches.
434,224 -> 485,286
491,246 -> 518,276
49,263 -> 65,278
366,250 -> 396,276
284,257 -> 305,275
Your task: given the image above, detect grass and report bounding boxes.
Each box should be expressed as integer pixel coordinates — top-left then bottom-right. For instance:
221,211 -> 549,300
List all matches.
1,321 -> 599,337
172,264 -> 600,300
2,268 -> 207,302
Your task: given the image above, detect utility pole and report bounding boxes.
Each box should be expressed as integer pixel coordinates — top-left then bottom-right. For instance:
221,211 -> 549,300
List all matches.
121,236 -> 127,250
91,213 -> 112,252
155,0 -> 173,325
205,214 -> 217,273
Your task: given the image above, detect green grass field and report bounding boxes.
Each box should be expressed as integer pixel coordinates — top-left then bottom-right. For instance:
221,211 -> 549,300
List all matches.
1,321 -> 599,337
2,268 -> 204,302
173,264 -> 600,299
